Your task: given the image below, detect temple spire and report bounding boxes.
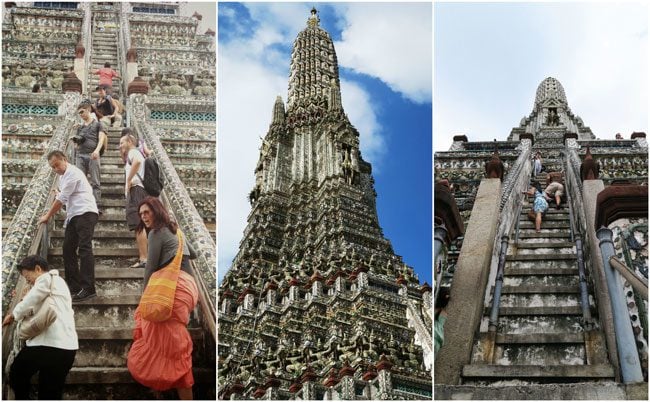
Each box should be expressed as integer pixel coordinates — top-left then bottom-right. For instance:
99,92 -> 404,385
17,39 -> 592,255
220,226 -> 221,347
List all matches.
307,7 -> 319,27
287,7 -> 340,112
271,95 -> 285,125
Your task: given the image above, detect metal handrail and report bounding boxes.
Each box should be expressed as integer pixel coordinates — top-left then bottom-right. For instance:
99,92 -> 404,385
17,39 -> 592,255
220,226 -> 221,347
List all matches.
488,235 -> 510,332
562,151 -> 593,327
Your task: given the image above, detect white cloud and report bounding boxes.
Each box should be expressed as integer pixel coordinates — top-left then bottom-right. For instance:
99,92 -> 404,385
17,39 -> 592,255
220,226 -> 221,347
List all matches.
218,41 -> 286,279
340,79 -> 384,163
334,3 -> 432,104
434,3 -> 648,152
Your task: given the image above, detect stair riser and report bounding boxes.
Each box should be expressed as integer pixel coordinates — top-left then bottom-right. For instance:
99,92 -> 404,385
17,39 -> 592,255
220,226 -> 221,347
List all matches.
494,344 -> 586,366
49,255 -> 137,268
61,382 -> 215,400
507,260 -> 576,270
497,316 -> 587,335
513,247 -> 575,255
75,339 -> 206,367
504,276 -> 579,287
498,294 -> 587,309
50,237 -> 136,250
74,305 -> 137,328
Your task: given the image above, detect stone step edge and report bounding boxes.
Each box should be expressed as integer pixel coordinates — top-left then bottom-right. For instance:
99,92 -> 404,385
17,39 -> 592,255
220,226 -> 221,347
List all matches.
506,254 -> 576,261
515,242 -> 575,249
61,367 -> 214,384
50,248 -> 139,257
434,382 -> 639,400
62,266 -> 144,279
462,364 -> 615,379
76,327 -> 203,340
492,285 -> 582,294
505,268 -> 578,276
72,295 -> 141,305
484,306 -> 589,316
495,333 -> 585,344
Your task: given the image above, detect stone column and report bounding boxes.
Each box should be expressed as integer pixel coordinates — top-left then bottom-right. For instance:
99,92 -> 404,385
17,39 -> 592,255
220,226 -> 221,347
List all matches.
434,178 -> 502,385
597,227 -> 644,383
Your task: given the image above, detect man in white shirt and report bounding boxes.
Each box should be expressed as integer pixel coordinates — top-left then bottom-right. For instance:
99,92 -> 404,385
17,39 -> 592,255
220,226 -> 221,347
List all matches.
38,150 -> 99,302
120,133 -> 148,268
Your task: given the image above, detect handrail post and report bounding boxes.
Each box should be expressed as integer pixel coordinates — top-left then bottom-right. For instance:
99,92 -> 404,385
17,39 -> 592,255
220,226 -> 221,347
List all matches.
488,235 -> 510,332
596,226 -> 644,383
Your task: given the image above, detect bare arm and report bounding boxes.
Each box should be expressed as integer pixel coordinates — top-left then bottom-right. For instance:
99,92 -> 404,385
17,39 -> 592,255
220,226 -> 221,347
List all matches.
37,199 -> 63,225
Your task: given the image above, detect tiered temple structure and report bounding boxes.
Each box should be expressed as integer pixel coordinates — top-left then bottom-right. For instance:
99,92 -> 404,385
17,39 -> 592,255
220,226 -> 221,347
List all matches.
2,2 -> 215,399
218,9 -> 433,400
434,77 -> 648,399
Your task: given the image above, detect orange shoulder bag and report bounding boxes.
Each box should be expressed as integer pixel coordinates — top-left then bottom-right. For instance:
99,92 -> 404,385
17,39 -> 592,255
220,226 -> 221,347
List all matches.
139,229 -> 184,322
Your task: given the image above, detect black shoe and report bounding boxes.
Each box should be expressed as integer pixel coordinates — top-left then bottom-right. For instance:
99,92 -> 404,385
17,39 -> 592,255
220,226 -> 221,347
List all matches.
72,289 -> 97,302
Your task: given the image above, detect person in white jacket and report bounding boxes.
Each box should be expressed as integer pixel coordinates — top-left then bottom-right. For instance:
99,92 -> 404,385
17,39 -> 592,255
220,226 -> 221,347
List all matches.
2,255 -> 78,400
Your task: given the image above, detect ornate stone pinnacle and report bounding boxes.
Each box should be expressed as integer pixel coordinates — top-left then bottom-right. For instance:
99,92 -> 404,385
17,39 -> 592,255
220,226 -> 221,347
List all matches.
308,7 -> 319,27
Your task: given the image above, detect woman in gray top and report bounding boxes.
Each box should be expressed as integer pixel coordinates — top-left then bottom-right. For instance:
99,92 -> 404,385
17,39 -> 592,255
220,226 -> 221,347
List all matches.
128,196 -> 199,398
135,197 -> 196,287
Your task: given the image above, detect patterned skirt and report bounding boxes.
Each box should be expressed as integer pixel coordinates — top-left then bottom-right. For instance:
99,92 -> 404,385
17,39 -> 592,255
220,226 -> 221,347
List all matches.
127,271 -> 198,390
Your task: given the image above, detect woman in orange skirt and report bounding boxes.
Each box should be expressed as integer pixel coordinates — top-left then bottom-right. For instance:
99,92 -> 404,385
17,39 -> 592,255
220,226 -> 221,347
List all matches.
127,197 -> 198,399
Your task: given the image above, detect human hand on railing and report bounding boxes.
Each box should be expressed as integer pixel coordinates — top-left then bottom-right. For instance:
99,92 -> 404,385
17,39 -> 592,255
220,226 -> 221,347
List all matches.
37,214 -> 50,225
2,314 -> 14,326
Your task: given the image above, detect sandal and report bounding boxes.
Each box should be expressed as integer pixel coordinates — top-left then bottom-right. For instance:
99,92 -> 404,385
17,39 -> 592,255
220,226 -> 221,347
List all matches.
130,260 -> 146,268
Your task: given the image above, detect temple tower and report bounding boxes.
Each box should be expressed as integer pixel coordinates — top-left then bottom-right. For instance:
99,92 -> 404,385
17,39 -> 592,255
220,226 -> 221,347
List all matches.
218,9 -> 432,400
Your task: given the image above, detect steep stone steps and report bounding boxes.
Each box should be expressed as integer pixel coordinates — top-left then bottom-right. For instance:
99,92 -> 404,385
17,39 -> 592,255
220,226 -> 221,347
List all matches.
463,364 -> 615,381
466,167 -> 613,386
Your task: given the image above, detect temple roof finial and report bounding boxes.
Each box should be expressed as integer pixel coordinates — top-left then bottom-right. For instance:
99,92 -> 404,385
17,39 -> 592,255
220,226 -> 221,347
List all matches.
307,7 -> 319,28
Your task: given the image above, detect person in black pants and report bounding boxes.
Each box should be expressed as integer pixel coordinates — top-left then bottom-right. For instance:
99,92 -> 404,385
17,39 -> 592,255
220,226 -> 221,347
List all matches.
38,150 -> 99,301
2,255 -> 78,399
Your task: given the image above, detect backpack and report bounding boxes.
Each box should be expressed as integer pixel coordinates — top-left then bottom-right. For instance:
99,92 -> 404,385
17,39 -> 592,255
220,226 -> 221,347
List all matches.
95,95 -> 114,117
140,157 -> 164,197
128,153 -> 164,197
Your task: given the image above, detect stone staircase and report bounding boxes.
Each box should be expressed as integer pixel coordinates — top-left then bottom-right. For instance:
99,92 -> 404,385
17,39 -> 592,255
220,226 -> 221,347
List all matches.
463,166 -> 615,386
43,128 -> 214,399
88,12 -> 122,99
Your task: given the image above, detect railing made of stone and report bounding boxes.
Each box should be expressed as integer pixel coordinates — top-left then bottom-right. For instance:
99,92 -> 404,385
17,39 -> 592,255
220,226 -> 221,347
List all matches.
1,92 -> 81,312
128,93 -> 216,311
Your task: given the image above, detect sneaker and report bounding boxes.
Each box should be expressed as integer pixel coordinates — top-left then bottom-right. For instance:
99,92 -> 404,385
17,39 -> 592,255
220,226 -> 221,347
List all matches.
72,288 -> 97,302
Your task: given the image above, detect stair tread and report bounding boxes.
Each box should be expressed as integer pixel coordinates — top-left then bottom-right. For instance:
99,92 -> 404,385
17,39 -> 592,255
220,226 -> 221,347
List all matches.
463,364 -> 615,379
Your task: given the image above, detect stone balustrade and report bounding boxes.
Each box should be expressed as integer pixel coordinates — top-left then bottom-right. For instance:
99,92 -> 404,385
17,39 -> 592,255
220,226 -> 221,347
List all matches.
2,92 -> 81,311
128,93 -> 216,305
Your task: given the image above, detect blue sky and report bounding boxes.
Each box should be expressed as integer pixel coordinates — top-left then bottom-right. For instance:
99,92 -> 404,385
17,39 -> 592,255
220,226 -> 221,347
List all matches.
218,2 -> 433,285
435,2 -> 648,151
